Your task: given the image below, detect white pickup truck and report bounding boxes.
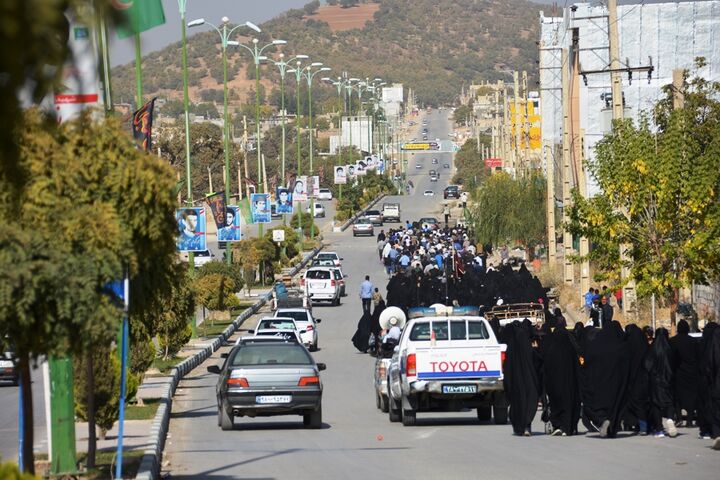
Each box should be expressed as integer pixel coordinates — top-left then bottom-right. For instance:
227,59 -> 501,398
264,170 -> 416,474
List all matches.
381,202 -> 401,223
386,306 -> 508,426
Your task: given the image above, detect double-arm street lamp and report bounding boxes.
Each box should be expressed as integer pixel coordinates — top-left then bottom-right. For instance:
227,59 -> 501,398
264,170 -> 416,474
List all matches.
273,53 -> 308,186
189,16 -> 261,261
234,37 -> 287,196
302,63 -> 331,238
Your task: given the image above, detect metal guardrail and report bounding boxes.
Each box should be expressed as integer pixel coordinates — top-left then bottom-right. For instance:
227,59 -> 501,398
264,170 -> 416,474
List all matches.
135,245 -> 322,479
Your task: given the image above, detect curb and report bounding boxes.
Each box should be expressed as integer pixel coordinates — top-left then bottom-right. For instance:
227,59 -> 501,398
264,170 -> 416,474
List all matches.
135,245 -> 322,480
333,194 -> 387,232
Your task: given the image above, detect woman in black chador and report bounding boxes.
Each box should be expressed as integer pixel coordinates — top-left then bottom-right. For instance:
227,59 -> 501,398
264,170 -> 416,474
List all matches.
644,328 -> 677,437
669,319 -> 699,426
540,315 -> 581,436
503,321 -> 540,436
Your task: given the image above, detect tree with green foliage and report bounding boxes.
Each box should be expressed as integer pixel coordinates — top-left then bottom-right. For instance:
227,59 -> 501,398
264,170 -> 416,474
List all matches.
0,107 -> 179,472
304,0 -> 321,15
452,137 -> 491,190
469,171 -> 546,250
567,65 -> 720,325
145,266 -> 195,360
73,346 -> 121,439
192,269 -> 241,320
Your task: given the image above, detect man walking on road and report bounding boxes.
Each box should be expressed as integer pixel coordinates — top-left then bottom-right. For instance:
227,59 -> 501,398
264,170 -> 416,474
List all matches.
360,275 -> 374,315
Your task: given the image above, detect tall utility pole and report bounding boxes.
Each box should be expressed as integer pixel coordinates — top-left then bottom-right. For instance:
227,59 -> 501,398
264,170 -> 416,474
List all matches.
513,71 -> 521,175
608,0 -> 635,316
522,70 -> 530,171
545,142 -> 557,268
561,48 -> 574,285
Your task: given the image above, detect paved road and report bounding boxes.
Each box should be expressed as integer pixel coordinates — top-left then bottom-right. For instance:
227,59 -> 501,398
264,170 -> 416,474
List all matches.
0,363 -> 48,462
163,109 -> 717,479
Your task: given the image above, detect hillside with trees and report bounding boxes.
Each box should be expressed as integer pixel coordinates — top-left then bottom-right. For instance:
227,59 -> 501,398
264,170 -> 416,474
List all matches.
111,0 -> 541,108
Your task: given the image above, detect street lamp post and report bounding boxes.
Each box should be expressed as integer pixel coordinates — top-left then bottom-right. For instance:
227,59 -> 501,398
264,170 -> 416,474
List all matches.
189,17 -> 261,255
302,63 -> 332,238
288,63 -> 306,246
233,36 -> 288,236
323,75 -> 345,200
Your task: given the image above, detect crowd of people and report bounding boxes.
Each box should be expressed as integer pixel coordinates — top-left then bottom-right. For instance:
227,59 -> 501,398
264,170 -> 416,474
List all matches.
501,314 -> 720,449
350,219 -> 720,449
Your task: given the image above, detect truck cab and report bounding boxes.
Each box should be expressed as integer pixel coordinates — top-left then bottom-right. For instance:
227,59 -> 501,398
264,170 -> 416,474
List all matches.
386,306 -> 508,426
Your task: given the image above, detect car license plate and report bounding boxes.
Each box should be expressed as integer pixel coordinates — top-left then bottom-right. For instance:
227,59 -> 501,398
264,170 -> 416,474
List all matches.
442,384 -> 477,394
256,395 -> 292,404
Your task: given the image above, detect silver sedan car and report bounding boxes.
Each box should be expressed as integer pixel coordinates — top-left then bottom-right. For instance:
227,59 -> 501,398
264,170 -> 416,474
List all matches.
208,337 -> 326,430
352,217 -> 374,237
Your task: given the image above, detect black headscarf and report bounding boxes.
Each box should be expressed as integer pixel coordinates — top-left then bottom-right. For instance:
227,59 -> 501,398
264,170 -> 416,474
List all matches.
503,321 -> 540,435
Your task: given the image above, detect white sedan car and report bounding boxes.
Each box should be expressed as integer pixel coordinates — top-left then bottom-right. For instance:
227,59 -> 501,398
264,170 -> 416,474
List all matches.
423,190 -> 435,196
317,188 -> 333,200
306,202 -> 325,218
273,308 -> 321,351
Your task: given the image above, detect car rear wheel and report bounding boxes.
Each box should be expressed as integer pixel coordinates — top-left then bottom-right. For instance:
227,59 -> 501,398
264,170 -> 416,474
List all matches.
304,405 -> 322,429
476,406 -> 492,422
219,407 -> 234,431
379,394 -> 389,413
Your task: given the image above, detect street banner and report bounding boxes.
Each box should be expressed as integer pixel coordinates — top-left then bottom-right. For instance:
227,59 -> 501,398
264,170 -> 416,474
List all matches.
346,164 -> 357,179
402,142 -> 440,151
132,97 -> 157,151
311,176 -> 320,197
54,11 -> 103,123
115,0 -> 167,39
355,160 -> 367,176
176,207 -> 207,252
293,175 -> 308,202
334,166 -> 347,184
237,197 -> 253,224
276,187 -> 294,214
250,193 -> 271,224
218,205 -> 241,242
205,191 -> 226,228
485,158 -> 503,168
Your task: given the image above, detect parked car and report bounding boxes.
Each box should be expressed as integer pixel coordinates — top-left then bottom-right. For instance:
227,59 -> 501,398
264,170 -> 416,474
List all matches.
193,250 -> 216,267
207,337 -> 325,430
364,209 -> 384,226
302,267 -> 341,305
352,217 -> 374,237
0,351 -> 18,386
317,188 -> 333,200
273,308 -> 322,351
306,203 -> 325,218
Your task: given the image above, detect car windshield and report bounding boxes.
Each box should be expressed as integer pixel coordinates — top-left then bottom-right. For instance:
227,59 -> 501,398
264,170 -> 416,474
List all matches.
356,218 -> 371,224
366,210 -> 380,216
258,319 -> 296,330
231,344 -> 313,366
317,253 -> 337,260
276,311 -> 309,323
306,270 -> 331,280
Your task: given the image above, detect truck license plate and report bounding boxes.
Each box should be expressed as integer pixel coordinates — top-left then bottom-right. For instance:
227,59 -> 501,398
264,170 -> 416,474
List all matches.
256,395 -> 292,404
442,384 -> 477,394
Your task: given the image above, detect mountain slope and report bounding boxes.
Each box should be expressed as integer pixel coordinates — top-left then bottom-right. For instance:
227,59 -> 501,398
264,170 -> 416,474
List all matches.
111,0 -> 541,107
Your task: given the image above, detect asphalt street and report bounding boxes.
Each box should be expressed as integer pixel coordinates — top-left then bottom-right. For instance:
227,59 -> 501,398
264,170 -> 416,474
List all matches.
163,110 -> 718,479
0,363 -> 48,462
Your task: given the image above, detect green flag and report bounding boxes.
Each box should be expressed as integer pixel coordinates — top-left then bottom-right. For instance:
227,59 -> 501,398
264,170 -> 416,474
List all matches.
114,0 -> 166,39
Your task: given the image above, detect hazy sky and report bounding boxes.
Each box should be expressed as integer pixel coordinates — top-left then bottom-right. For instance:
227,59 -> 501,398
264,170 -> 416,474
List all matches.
109,1 -> 683,67
110,0 -> 310,66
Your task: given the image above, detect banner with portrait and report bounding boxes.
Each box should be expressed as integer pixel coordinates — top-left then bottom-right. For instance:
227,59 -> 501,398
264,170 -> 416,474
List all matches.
250,193 -> 271,224
346,164 -> 357,179
292,175 -> 308,202
355,160 -> 367,176
334,165 -> 347,184
218,205 -> 241,242
176,207 -> 207,252
276,187 -> 294,214
311,176 -> 320,197
205,192 -> 226,229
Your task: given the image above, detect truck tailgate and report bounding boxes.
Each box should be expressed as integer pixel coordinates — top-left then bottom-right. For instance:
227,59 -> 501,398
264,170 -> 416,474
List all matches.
415,346 -> 503,380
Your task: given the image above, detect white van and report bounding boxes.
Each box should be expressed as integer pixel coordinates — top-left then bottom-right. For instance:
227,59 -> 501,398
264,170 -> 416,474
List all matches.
302,267 -> 341,306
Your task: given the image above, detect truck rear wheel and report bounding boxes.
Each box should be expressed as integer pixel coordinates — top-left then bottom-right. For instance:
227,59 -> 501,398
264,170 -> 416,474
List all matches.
388,396 -> 401,423
476,406 -> 492,422
493,405 -> 508,425
401,408 -> 417,426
